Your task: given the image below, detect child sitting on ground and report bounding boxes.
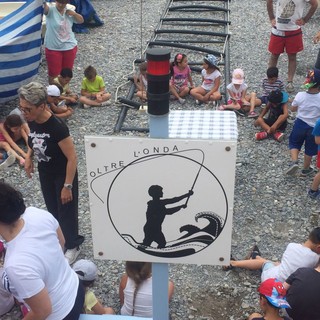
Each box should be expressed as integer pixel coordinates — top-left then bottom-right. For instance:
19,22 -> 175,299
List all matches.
0,114 -> 28,166
119,261 -> 174,317
224,227 -> 320,283
258,66 -> 285,107
134,62 -> 147,101
73,259 -> 114,315
219,68 -> 260,118
79,65 -> 112,108
254,90 -> 289,142
190,54 -> 221,105
248,278 -> 291,320
285,68 -> 320,176
46,85 -> 74,119
170,53 -> 194,105
53,68 -> 78,105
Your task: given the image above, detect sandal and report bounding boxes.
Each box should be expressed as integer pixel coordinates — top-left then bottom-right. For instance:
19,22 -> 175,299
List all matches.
222,255 -> 236,271
246,244 -> 261,260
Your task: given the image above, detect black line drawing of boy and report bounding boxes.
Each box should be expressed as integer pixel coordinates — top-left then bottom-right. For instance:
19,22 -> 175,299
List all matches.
142,185 -> 194,249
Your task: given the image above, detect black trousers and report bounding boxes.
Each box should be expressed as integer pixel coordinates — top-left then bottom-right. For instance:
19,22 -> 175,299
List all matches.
62,280 -> 85,320
39,169 -> 84,249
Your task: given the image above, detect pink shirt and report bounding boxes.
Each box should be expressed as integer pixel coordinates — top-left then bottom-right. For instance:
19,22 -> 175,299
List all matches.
170,65 -> 191,88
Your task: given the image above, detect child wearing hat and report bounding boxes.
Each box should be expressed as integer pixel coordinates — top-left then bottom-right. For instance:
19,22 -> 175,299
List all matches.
254,90 -> 289,142
190,54 -> 221,105
46,84 -> 74,119
73,259 -> 114,315
219,68 -> 261,118
285,68 -> 320,176
248,278 -> 291,320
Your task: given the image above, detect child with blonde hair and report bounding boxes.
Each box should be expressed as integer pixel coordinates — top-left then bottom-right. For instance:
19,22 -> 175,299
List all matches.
170,53 -> 194,104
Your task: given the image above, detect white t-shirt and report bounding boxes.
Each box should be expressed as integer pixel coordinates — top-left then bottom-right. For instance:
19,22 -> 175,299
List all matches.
121,277 -> 153,317
292,91 -> 320,127
227,83 -> 248,100
275,0 -> 309,31
3,207 -> 79,320
262,243 -> 319,282
201,69 -> 221,91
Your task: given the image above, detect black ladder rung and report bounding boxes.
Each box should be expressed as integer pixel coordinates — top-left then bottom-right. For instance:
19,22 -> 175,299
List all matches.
154,29 -> 229,37
148,41 -> 225,57
169,5 -> 229,12
161,17 -> 231,25
158,39 -> 226,44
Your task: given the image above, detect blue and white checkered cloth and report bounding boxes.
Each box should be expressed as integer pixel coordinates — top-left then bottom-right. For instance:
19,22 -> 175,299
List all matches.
169,110 -> 238,140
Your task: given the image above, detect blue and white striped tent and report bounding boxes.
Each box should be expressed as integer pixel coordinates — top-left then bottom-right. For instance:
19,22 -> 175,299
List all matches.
0,0 -> 43,103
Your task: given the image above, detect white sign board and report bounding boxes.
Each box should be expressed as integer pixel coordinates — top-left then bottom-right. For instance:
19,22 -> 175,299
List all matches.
85,137 -> 236,265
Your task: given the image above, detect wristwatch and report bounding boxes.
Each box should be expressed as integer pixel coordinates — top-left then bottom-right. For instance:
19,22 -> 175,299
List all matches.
64,183 -> 73,190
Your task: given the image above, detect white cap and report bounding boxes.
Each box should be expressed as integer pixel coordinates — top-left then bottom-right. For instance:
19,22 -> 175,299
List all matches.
73,259 -> 98,281
47,85 -> 60,97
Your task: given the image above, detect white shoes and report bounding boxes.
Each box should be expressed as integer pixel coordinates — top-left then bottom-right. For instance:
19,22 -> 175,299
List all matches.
64,246 -> 81,265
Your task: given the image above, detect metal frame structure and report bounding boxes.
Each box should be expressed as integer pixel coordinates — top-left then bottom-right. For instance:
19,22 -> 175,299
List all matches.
114,0 -> 231,133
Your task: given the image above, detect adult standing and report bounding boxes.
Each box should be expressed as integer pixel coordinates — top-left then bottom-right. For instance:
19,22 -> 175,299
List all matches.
266,0 -> 318,93
0,182 -> 84,319
19,82 -> 84,264
43,0 -> 84,84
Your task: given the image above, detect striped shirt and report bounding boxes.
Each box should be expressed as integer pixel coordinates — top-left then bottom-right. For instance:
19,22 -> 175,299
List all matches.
261,78 -> 285,97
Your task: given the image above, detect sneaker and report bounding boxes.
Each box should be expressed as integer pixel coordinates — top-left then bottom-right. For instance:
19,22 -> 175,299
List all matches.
178,98 -> 186,105
301,167 -> 315,177
101,100 -> 112,107
234,109 -> 246,117
83,104 -> 91,109
261,103 -> 266,109
64,246 -> 81,265
287,111 -> 296,124
273,132 -> 284,142
255,131 -> 268,141
195,99 -> 201,105
308,189 -> 320,199
285,162 -> 299,176
248,111 -> 258,118
0,151 -> 16,169
286,82 -> 295,93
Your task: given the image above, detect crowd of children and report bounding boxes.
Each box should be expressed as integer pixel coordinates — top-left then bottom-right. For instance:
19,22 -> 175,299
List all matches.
2,47 -> 320,319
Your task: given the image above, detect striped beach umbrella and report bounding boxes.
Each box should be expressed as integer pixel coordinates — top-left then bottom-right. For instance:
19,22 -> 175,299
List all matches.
0,0 -> 43,103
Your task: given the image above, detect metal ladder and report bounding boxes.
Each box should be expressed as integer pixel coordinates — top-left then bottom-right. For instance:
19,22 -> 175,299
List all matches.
114,0 -> 231,133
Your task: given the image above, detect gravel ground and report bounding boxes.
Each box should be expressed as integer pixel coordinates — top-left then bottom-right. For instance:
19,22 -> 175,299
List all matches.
1,0 -> 320,319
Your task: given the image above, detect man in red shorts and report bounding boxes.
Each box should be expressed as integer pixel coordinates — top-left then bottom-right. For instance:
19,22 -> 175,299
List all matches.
266,0 -> 318,93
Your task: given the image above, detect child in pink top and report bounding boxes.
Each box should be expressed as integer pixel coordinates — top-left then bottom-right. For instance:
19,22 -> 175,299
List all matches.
170,53 -> 194,105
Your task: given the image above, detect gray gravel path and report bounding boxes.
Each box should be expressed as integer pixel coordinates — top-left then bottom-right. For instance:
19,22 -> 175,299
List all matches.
1,0 -> 320,319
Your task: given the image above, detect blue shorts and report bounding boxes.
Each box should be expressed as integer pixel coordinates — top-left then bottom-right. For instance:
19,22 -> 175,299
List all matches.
259,96 -> 268,105
262,261 -> 275,272
289,118 -> 317,156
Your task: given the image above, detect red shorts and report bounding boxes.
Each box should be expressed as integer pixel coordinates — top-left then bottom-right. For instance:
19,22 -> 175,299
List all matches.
317,150 -> 320,169
268,29 -> 303,55
45,46 -> 78,78
227,99 -> 244,107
